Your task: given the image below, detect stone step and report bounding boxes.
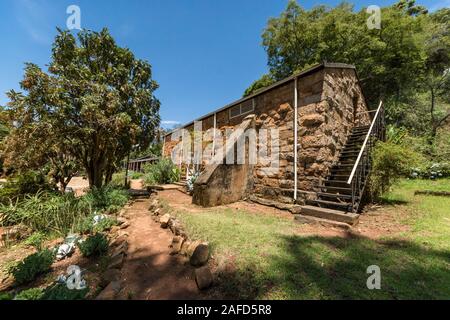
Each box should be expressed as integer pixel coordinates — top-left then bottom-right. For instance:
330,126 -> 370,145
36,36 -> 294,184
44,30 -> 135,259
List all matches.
323,179 -> 349,185
315,185 -> 352,193
328,174 -> 350,179
317,192 -> 352,200
307,199 -> 351,211
300,205 -> 359,225
294,214 -> 352,230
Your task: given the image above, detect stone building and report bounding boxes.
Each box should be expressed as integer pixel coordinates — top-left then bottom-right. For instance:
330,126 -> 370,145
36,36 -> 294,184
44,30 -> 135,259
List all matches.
162,63 -> 384,223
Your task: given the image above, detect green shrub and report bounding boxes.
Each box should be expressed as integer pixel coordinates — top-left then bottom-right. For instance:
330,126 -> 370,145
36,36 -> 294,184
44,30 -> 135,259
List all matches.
13,284 -> 88,300
0,292 -> 14,300
0,186 -> 128,235
23,232 -> 46,251
368,140 -> 422,200
42,283 -> 88,300
110,171 -> 128,188
84,186 -> 129,213
76,215 -> 118,234
79,233 -> 108,257
143,158 -> 180,185
14,288 -> 45,300
0,171 -> 53,204
411,161 -> 450,179
0,191 -> 92,235
8,249 -> 55,285
130,171 -> 144,179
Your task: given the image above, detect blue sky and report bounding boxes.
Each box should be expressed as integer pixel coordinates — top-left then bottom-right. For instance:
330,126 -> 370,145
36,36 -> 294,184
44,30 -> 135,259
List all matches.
0,0 -> 448,128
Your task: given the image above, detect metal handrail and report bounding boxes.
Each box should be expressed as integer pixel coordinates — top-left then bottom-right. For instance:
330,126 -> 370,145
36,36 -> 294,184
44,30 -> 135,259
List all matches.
347,100 -> 383,185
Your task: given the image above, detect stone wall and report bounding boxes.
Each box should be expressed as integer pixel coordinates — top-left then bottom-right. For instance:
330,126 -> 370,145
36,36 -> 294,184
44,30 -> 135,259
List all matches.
295,68 -> 371,201
163,65 -> 371,205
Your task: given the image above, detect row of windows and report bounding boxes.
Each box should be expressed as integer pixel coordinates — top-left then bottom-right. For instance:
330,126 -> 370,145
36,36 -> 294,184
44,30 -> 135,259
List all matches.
229,98 -> 255,119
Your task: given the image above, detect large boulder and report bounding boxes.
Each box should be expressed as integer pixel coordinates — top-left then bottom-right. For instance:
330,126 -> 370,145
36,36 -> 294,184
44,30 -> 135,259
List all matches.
189,242 -> 210,267
195,266 -> 213,290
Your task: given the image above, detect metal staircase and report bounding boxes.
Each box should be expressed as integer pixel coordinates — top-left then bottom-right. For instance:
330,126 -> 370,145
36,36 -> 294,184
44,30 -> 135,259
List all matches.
308,101 -> 385,214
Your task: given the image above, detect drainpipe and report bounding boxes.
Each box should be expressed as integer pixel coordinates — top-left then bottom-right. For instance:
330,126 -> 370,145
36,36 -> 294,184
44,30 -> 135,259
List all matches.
212,113 -> 217,157
294,77 -> 298,202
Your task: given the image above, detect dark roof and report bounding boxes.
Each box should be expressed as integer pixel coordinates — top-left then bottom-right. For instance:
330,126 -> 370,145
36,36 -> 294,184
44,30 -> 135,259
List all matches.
164,62 -> 356,137
129,156 -> 159,163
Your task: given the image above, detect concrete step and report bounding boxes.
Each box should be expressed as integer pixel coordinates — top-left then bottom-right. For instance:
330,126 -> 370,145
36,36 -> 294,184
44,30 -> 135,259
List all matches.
294,214 -> 353,230
300,205 -> 359,225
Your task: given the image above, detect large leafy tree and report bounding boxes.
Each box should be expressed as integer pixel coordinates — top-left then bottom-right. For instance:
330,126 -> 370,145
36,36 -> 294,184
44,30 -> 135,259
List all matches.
422,8 -> 450,142
247,0 -> 428,108
3,28 -> 160,188
0,106 -> 9,174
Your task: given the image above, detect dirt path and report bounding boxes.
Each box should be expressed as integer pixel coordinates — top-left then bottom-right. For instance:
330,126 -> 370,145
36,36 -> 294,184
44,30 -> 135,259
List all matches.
117,198 -> 201,300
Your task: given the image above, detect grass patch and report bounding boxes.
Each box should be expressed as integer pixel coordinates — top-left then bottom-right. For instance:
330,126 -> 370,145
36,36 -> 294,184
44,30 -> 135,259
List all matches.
172,179 -> 450,299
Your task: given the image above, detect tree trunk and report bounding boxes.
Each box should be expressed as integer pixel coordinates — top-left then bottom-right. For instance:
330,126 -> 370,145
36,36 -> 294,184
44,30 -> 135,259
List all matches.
86,164 -> 104,189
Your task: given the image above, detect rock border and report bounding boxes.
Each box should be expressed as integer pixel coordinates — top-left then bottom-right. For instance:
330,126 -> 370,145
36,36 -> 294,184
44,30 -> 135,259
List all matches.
95,203 -> 132,300
148,195 -> 213,290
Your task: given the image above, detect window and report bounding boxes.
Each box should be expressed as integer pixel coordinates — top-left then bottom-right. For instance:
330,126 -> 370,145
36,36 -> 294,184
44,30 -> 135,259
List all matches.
229,99 -> 255,119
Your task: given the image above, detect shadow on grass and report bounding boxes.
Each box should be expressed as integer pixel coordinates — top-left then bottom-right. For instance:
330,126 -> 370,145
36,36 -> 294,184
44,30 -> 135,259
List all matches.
214,234 -> 450,299
376,197 -> 409,206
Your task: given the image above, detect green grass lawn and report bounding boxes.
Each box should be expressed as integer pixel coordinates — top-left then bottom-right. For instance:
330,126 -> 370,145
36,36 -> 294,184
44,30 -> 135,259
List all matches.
169,179 -> 450,299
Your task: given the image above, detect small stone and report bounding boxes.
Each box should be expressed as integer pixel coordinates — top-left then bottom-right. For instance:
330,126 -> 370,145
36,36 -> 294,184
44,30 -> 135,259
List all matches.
149,199 -> 158,210
189,242 -> 209,267
110,226 -> 121,234
195,266 -> 213,290
0,275 -> 14,292
118,231 -> 129,238
170,220 -> 182,235
100,269 -> 121,288
108,253 -> 124,269
117,217 -> 127,225
159,214 -> 171,228
96,281 -> 122,300
119,222 -> 130,229
153,208 -> 161,216
111,235 -> 127,247
180,240 -> 191,256
111,241 -> 128,259
186,240 -> 201,257
278,103 -> 291,114
170,236 -> 184,255
300,114 -> 325,126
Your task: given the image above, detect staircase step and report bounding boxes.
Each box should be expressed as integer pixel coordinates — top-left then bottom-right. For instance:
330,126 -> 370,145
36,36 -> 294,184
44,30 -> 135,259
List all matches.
294,214 -> 352,230
317,192 -> 352,200
300,205 -> 359,224
329,174 -> 350,179
341,150 -> 363,155
307,199 -> 351,211
352,129 -> 369,134
323,179 -> 349,185
316,185 -> 352,193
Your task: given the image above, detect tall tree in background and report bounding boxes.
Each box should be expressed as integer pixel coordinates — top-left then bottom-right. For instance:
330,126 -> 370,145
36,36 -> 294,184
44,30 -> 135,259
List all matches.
246,0 -> 428,108
3,28 -> 160,188
0,106 -> 9,174
422,8 -> 450,142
